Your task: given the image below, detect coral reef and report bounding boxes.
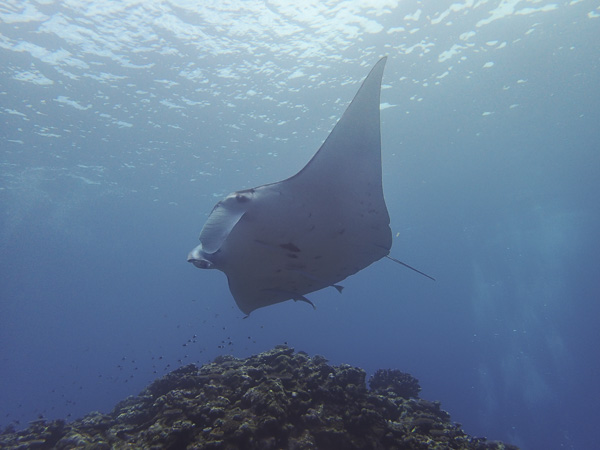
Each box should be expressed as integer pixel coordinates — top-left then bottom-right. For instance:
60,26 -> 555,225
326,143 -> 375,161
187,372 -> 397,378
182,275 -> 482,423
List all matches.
369,369 -> 422,399
0,345 -> 518,449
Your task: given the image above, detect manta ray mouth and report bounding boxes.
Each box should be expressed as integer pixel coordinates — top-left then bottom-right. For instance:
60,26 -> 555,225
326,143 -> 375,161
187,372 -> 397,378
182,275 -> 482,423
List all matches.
187,250 -> 215,269
187,243 -> 216,269
188,258 -> 213,269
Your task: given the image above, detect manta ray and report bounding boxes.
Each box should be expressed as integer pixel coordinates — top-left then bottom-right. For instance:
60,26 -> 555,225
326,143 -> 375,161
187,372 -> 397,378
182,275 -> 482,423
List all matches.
188,57 -> 433,315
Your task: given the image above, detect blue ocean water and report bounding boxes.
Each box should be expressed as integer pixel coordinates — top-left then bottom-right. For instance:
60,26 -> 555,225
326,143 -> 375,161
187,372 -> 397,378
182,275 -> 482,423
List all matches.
1,1 -> 599,448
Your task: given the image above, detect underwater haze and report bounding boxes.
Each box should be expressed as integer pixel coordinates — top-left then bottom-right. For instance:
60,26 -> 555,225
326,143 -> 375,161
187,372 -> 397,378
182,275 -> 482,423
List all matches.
1,1 -> 599,448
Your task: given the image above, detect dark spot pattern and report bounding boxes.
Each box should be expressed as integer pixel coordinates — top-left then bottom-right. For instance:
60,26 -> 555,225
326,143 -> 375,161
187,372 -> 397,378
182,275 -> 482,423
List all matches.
280,242 -> 301,252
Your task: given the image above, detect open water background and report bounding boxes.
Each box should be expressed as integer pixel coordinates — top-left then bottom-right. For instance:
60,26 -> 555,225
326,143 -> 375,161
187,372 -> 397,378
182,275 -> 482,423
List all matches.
1,1 -> 599,448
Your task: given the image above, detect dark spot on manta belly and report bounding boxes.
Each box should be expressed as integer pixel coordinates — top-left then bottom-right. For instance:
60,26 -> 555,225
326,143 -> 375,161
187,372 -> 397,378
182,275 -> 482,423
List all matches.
280,242 -> 301,252
287,253 -> 298,259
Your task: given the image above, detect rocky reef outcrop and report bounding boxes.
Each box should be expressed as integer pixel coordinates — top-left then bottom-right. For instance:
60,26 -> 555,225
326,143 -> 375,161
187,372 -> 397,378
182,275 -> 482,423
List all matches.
0,345 -> 517,449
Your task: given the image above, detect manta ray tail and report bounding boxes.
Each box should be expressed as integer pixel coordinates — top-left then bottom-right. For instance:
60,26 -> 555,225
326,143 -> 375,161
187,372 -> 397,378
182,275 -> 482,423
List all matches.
386,256 -> 436,281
